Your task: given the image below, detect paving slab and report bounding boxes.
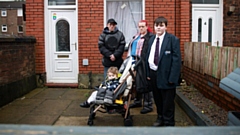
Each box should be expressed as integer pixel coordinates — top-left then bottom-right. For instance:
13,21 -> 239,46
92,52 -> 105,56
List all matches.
0,105 -> 35,123
17,114 -> 59,125
0,88 -> 194,127
29,99 -> 71,115
32,88 -> 67,99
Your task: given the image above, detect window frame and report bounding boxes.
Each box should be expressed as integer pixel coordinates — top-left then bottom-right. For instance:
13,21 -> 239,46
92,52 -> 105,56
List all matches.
48,0 -> 76,6
1,10 -> 7,17
18,25 -> 24,33
2,25 -> 7,32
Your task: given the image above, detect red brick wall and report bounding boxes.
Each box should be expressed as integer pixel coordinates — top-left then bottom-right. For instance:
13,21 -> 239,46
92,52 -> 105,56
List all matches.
0,36 -> 37,107
0,37 -> 36,85
26,0 -> 191,74
223,0 -> 240,47
183,66 -> 240,111
78,0 -> 104,74
25,1 -> 45,74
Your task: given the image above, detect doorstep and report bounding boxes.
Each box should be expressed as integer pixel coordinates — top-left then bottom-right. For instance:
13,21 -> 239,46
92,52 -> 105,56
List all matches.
45,83 -> 78,88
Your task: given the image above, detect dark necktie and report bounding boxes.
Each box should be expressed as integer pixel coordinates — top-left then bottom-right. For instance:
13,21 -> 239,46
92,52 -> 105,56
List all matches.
154,37 -> 160,65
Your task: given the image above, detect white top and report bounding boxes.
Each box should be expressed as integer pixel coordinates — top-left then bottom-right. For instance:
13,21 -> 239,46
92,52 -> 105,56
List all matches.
148,32 -> 166,71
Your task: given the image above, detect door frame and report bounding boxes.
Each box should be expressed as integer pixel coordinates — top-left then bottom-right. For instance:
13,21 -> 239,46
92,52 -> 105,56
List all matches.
44,1 -> 78,83
192,1 -> 223,47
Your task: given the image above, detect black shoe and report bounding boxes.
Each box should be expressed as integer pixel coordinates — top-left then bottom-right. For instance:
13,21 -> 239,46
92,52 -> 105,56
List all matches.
129,103 -> 142,108
153,119 -> 164,127
80,101 -> 90,108
140,108 -> 153,114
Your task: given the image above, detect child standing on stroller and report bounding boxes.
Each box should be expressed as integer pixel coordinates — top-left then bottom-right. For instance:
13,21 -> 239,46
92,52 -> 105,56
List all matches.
80,66 -> 120,108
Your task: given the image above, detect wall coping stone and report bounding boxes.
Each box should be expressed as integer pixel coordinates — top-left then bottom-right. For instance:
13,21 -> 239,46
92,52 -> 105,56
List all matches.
0,34 -> 36,44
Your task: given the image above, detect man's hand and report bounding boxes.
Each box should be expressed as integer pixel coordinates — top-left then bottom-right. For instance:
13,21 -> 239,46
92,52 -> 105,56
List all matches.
110,54 -> 116,61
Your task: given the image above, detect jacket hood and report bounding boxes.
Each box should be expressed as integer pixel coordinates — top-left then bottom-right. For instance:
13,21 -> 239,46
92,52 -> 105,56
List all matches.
103,27 -> 119,34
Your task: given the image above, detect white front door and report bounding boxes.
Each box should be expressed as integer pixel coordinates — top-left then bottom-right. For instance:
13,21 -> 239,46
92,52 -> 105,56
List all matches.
192,5 -> 222,46
46,10 -> 78,83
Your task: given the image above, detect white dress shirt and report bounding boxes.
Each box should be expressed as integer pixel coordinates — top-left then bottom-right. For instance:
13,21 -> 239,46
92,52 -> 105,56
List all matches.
148,32 -> 166,71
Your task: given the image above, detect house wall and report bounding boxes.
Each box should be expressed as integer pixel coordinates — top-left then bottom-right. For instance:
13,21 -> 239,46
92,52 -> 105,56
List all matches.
25,0 -> 190,86
181,0 -> 240,111
25,1 -> 44,74
0,9 -> 18,35
0,8 -> 25,36
26,0 -> 191,73
223,0 -> 240,47
0,35 -> 37,107
183,66 -> 240,111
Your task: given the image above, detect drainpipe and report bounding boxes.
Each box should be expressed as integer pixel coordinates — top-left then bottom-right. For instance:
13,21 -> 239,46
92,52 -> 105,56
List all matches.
88,71 -> 92,89
174,0 -> 176,35
153,0 -> 154,26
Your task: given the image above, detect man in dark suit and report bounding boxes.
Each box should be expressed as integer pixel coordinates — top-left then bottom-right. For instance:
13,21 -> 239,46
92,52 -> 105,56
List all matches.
146,16 -> 181,126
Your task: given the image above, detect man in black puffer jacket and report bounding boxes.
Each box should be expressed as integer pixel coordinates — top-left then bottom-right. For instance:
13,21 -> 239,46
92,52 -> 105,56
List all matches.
98,18 -> 126,79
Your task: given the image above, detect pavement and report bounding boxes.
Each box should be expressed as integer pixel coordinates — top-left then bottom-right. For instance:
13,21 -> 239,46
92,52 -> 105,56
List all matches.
0,87 -> 194,127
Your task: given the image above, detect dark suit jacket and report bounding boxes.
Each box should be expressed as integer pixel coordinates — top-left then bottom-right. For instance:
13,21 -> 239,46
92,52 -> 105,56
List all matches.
146,32 -> 181,89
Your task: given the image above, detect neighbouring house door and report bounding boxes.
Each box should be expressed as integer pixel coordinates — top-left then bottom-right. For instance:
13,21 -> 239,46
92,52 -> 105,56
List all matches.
192,4 -> 222,46
46,10 -> 78,83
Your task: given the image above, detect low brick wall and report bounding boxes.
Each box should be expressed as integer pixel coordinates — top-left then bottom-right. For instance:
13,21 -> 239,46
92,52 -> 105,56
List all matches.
183,66 -> 240,111
0,35 -> 37,107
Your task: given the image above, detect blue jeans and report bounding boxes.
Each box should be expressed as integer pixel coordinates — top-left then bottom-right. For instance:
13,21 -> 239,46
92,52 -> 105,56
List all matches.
104,66 -> 110,79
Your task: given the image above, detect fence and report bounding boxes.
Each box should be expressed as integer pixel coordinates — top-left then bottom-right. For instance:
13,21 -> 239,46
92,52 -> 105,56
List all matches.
184,42 -> 240,79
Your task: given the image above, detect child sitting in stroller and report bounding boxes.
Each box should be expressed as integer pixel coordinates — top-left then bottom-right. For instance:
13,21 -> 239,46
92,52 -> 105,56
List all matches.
80,66 -> 120,108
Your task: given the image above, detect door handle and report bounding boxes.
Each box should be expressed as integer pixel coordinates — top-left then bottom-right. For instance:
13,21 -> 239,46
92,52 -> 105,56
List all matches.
71,42 -> 77,50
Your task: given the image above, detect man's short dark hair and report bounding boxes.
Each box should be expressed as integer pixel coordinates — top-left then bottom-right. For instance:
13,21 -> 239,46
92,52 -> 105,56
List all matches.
154,16 -> 168,27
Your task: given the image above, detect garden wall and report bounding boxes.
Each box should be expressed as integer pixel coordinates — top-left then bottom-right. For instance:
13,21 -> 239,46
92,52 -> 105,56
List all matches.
0,35 -> 37,107
183,66 -> 240,111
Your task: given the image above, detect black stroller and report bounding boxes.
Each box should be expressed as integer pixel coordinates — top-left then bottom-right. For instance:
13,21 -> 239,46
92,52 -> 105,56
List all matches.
87,61 -> 136,126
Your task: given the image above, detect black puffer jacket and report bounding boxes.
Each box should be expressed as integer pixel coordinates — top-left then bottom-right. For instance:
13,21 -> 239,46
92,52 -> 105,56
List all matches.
134,31 -> 154,93
98,27 -> 126,68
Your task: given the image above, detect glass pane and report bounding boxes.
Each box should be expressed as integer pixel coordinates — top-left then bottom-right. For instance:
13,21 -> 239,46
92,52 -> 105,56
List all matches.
106,0 -> 142,44
18,25 -> 23,33
192,0 -> 219,4
208,18 -> 212,43
48,0 -> 75,5
198,18 -> 202,42
56,20 -> 70,52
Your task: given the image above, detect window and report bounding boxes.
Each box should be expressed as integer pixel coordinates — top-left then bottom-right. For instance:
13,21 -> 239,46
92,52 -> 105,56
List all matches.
48,0 -> 76,6
197,18 -> 202,42
106,0 -> 143,44
18,25 -> 23,33
192,0 -> 219,4
208,18 -> 212,43
1,10 -> 7,17
2,25 -> 7,32
56,20 -> 70,51
17,9 -> 23,17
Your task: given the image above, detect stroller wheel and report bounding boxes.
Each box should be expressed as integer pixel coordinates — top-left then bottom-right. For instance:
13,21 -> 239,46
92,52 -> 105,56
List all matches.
124,117 -> 133,126
87,119 -> 94,126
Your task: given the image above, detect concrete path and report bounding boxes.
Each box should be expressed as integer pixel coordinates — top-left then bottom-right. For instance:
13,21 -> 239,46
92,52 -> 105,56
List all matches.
0,88 -> 194,127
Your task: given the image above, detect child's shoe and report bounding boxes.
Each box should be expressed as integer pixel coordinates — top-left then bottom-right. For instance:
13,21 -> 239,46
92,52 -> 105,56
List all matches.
80,101 -> 90,108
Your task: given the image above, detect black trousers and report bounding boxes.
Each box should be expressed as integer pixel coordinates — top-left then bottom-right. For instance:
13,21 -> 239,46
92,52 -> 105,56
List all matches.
133,92 -> 153,110
149,69 -> 176,126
